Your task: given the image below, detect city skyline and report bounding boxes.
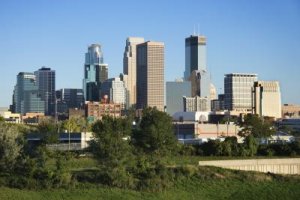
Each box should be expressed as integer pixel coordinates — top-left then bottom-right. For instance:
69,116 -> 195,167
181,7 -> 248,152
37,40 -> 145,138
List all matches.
0,0 -> 300,107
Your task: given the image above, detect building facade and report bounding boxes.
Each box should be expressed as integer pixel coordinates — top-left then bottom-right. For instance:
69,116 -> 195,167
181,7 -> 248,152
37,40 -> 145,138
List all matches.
224,73 -> 258,113
184,35 -> 207,80
190,70 -> 211,98
101,77 -> 127,107
252,81 -> 281,119
184,35 -> 211,112
136,41 -> 165,111
183,96 -> 210,112
85,101 -> 122,122
34,67 -> 56,116
123,37 -> 145,108
282,104 -> 300,118
55,88 -> 84,118
56,88 -> 84,109
13,72 -> 45,115
173,122 -> 239,140
0,108 -> 21,123
166,80 -> 191,116
210,83 -> 217,100
211,94 -> 225,111
83,44 -> 108,101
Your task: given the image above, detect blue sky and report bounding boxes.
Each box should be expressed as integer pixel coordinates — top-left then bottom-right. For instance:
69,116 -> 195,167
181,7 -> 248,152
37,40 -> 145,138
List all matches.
0,0 -> 299,107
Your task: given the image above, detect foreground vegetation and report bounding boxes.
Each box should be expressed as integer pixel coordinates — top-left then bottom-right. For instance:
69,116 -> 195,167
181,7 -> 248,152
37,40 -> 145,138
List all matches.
1,109 -> 300,199
1,165 -> 300,200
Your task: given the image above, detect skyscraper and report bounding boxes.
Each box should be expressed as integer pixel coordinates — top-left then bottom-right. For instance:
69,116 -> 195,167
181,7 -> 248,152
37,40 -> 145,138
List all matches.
136,41 -> 164,111
13,72 -> 45,115
123,37 -> 144,108
252,81 -> 281,119
34,67 -> 56,116
184,35 -> 211,111
56,88 -> 84,109
183,96 -> 210,112
83,44 -> 108,101
224,73 -> 258,112
166,79 -> 191,116
189,70 -> 211,98
101,77 -> 127,106
184,35 -> 207,80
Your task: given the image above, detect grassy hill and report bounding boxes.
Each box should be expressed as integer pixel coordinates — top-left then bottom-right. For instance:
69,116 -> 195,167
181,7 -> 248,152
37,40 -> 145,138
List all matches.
1,162 -> 300,200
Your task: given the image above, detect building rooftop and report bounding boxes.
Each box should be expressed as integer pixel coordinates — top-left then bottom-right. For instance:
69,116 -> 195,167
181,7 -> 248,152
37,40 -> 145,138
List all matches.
225,73 -> 258,76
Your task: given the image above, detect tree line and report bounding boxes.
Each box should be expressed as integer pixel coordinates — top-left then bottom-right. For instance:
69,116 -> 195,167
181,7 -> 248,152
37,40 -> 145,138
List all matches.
0,109 -> 300,191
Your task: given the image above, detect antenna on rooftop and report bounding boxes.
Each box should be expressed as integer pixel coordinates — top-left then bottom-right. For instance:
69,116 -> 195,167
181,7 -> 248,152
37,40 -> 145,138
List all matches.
197,24 -> 200,36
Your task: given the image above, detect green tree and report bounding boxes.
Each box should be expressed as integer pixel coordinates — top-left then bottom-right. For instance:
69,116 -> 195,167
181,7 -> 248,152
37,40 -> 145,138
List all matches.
223,137 -> 239,156
0,122 -> 23,172
90,116 -> 135,188
238,114 -> 275,138
37,118 -> 59,144
62,116 -> 88,133
243,134 -> 258,156
132,107 -> 177,156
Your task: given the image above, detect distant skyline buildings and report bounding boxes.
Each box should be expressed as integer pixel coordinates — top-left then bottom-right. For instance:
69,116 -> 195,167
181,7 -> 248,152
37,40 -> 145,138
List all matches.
7,35 -> 285,121
184,35 -> 211,112
224,73 -> 258,112
166,80 -> 191,116
34,67 -> 56,116
83,44 -> 108,101
123,37 -> 145,108
136,41 -> 165,111
252,81 -> 281,119
184,35 -> 207,80
101,77 -> 127,106
56,88 -> 84,109
13,72 -> 45,115
183,95 -> 211,112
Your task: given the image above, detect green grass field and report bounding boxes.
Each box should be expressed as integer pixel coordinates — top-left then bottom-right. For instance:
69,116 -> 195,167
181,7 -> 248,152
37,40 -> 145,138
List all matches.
1,176 -> 300,200
1,156 -> 300,200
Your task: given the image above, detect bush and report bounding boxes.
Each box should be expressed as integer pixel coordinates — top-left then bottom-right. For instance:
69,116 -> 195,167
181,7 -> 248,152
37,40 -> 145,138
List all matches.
136,162 -> 174,192
178,144 -> 196,156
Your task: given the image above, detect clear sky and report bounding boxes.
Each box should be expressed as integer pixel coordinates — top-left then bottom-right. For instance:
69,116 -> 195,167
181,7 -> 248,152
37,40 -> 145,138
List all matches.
0,0 -> 299,107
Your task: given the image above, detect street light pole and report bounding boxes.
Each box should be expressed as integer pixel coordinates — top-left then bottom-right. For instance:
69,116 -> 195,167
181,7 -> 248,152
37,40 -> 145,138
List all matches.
68,121 -> 70,151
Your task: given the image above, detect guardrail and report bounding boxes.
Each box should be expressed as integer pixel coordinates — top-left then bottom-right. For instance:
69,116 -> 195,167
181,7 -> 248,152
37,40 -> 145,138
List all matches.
46,143 -> 83,151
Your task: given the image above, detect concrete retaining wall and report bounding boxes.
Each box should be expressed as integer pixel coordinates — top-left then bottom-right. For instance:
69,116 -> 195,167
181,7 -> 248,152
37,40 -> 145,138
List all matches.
199,158 -> 300,174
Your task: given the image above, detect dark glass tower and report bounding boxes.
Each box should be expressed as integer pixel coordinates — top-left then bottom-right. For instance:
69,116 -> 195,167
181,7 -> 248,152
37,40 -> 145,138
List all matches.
83,44 -> 108,101
34,67 -> 56,116
184,35 -> 207,80
13,72 -> 45,115
56,88 -> 84,109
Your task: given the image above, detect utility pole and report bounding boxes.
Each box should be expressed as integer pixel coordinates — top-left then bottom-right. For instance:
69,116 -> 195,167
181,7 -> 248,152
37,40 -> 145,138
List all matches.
68,121 -> 70,151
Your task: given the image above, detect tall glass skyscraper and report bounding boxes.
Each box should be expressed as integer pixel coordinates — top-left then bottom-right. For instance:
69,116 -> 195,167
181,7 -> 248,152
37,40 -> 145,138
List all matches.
13,72 -> 45,115
184,35 -> 207,80
34,67 -> 56,116
184,35 -> 211,111
83,44 -> 108,101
